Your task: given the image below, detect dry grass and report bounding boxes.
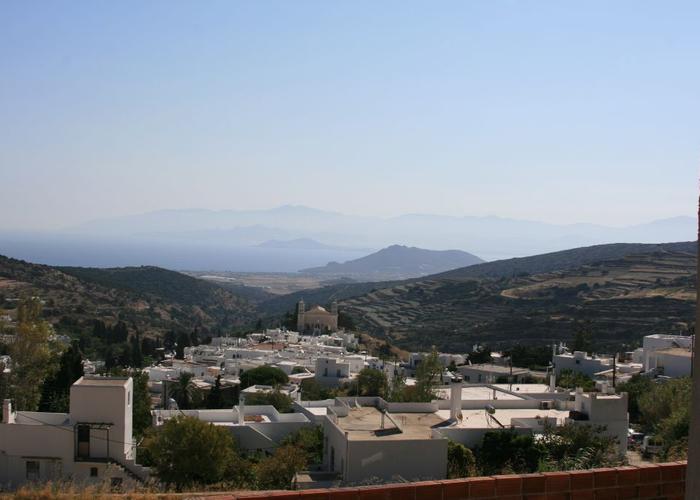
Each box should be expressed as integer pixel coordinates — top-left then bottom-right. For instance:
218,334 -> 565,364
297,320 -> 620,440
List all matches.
1,481 -> 254,500
1,482 -> 180,500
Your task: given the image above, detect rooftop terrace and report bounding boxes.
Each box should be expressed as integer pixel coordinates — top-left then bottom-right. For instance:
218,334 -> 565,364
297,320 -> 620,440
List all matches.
334,406 -> 445,440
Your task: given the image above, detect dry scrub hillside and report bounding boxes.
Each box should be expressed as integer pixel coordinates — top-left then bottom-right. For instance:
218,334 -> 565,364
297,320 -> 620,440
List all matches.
339,249 -> 696,352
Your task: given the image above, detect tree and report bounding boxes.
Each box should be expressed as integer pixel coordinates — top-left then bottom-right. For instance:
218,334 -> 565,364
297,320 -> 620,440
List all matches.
502,345 -> 552,370
300,378 -> 334,401
635,377 -> 691,458
572,325 -> 593,354
130,334 -> 144,368
175,331 -> 191,360
338,311 -> 356,331
239,366 -> 288,389
537,423 -> 621,471
414,348 -> 442,402
385,363 -> 408,402
10,297 -> 56,411
469,346 -> 492,364
112,321 -> 129,343
206,375 -> 224,409
170,372 -> 196,409
282,426 -> 324,466
556,369 -> 596,392
447,440 -> 476,478
476,430 -> 542,475
244,390 -> 294,413
146,416 -> 237,489
355,368 -> 388,397
618,374 -> 654,423
254,445 -> 307,490
132,371 -> 152,438
39,341 -> 84,412
377,342 -> 392,360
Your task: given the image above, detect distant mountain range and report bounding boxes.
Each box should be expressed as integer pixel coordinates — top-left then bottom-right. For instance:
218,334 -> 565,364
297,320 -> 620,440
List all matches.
0,205 -> 693,271
67,205 -> 695,259
257,238 -> 360,251
301,245 -> 484,281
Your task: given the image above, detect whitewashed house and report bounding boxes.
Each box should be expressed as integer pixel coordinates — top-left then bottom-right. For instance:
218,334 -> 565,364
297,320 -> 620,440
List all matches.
0,376 -> 148,489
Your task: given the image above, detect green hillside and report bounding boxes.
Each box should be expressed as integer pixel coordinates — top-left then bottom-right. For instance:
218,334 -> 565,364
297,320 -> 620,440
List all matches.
0,256 -> 256,339
337,247 -> 696,352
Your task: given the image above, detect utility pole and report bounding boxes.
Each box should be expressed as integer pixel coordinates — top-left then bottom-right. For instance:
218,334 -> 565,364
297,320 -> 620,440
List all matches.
612,354 -> 616,389
685,193 -> 700,500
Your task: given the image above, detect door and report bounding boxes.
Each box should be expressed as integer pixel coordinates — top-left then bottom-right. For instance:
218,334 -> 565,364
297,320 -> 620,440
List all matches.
77,425 -> 90,459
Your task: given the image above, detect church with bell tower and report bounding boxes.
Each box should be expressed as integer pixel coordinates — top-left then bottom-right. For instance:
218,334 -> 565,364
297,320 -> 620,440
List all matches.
297,299 -> 339,333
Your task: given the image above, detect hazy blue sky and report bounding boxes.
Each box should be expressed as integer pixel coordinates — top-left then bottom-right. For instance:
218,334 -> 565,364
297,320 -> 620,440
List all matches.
1,1 -> 698,230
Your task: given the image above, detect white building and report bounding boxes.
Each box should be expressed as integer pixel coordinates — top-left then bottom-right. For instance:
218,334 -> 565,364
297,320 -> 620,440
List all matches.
0,376 -> 148,489
315,357 -> 352,387
318,381 -> 629,483
553,351 -> 613,378
152,404 -> 311,453
637,334 -> 693,377
459,363 -> 530,384
407,352 -> 466,373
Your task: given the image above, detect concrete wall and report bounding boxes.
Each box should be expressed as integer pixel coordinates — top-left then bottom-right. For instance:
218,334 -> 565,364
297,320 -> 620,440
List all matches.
0,422 -> 137,489
0,424 -> 74,488
345,438 -> 447,483
653,352 -> 692,377
434,425 -> 533,449
322,414 -> 349,477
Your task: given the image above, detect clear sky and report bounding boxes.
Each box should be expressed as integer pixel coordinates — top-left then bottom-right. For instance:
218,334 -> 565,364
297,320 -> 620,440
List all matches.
1,0 -> 698,230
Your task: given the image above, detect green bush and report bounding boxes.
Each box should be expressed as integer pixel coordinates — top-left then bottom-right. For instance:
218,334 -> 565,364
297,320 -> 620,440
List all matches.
240,365 -> 289,389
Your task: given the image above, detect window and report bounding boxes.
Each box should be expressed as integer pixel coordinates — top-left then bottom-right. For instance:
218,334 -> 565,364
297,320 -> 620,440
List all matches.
90,467 -> 99,477
26,460 -> 40,480
127,390 -> 131,407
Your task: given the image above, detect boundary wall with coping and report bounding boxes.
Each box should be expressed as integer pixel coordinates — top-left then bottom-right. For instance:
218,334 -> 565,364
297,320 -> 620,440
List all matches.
217,461 -> 686,500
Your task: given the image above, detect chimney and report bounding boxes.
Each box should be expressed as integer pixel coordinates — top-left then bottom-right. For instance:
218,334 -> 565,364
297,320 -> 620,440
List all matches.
549,373 -> 556,393
450,381 -> 463,420
2,399 -> 14,424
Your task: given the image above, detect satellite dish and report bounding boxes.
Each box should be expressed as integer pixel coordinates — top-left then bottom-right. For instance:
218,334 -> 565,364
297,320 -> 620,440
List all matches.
485,405 -> 496,415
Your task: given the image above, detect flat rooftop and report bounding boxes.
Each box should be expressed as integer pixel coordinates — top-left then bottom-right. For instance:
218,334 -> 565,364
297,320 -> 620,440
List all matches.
436,408 -> 570,429
436,386 -> 527,401
74,376 -> 129,387
492,383 -> 551,393
335,406 -> 445,440
461,364 -> 529,374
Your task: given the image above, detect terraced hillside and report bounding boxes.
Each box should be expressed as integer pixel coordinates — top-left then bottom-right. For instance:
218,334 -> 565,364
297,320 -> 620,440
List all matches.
0,255 -> 256,338
338,249 -> 696,352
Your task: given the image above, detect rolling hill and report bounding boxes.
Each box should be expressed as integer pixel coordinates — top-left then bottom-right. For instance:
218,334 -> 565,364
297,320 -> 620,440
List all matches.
0,255 -> 256,339
259,241 -> 697,352
301,245 -> 484,281
340,247 -> 696,352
